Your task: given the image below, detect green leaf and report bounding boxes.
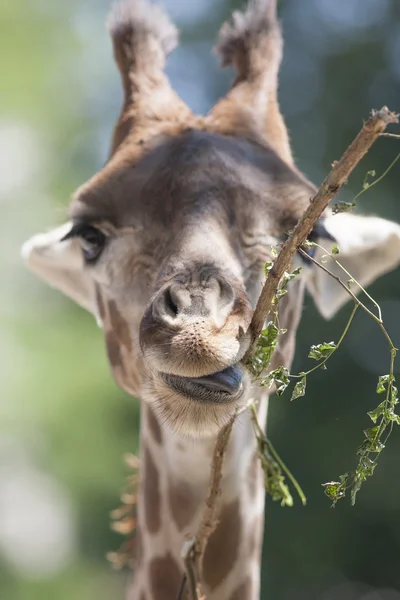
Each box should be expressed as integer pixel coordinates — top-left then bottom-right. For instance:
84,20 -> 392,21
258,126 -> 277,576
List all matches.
290,266 -> 302,277
268,367 -> 290,396
391,383 -> 398,404
331,245 -> 340,255
377,374 -> 390,394
275,288 -> 288,300
308,341 -> 337,361
264,261 -> 273,274
363,426 -> 380,442
358,429 -> 385,453
390,413 -> 400,425
274,267 -> 303,304
363,169 -> 376,189
322,482 -> 339,500
367,402 -> 386,423
291,376 -> 307,401
322,480 -> 346,503
332,201 -> 356,215
259,322 -> 279,348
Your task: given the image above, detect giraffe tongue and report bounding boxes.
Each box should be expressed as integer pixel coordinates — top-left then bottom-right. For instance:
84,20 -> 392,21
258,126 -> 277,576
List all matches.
189,365 -> 243,394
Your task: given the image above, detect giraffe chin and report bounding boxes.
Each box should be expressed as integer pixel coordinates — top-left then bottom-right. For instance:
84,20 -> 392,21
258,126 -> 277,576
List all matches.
161,364 -> 245,404
142,365 -> 250,438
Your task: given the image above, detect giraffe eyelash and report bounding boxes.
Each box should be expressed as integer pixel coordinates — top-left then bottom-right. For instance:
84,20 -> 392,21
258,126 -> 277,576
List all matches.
62,222 -> 108,264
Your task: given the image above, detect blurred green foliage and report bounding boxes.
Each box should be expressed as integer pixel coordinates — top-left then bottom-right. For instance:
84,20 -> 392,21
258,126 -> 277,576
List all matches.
1,0 -> 400,599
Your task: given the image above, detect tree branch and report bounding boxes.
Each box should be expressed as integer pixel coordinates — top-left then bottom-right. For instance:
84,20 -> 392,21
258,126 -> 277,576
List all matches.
180,106 -> 398,598
243,106 -> 398,359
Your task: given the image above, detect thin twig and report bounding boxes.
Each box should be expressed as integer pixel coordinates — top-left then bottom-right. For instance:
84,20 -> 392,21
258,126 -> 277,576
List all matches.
350,151 -> 400,206
176,572 -> 188,600
289,300 -> 359,378
243,106 -> 398,359
180,540 -> 199,600
250,404 -> 307,506
297,245 -> 398,504
194,419 -> 235,574
380,132 -> 400,138
314,242 -> 382,320
181,418 -> 235,598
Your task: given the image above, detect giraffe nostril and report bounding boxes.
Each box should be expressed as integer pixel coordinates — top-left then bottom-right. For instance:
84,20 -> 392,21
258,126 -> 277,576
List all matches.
165,288 -> 179,316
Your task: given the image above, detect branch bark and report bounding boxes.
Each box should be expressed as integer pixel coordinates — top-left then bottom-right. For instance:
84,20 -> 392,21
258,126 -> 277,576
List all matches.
243,105 -> 398,359
180,419 -> 235,600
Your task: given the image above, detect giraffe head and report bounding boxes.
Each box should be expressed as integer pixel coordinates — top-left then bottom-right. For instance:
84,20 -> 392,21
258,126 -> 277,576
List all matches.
22,0 -> 400,440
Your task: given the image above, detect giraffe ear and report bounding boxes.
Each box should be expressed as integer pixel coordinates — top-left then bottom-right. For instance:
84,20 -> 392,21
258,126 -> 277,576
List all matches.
305,212 -> 400,319
21,222 -> 96,315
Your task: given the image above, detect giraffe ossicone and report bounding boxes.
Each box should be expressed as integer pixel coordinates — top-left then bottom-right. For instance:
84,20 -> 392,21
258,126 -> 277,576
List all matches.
22,0 -> 400,598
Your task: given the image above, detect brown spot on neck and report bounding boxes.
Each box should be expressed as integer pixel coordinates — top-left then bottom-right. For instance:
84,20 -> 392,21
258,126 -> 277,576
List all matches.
149,552 -> 182,600
146,405 -> 162,445
203,499 -> 241,590
229,576 -> 253,600
168,477 -> 199,532
108,299 -> 132,350
143,446 -> 161,534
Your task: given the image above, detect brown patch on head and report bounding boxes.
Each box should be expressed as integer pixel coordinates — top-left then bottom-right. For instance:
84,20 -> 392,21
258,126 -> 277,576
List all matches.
149,552 -> 182,600
168,477 -> 199,532
143,446 -> 161,534
95,284 -> 106,321
106,330 -> 123,369
229,577 -> 253,600
203,499 -> 241,590
146,405 -> 162,445
105,340 -> 142,397
108,299 -> 132,350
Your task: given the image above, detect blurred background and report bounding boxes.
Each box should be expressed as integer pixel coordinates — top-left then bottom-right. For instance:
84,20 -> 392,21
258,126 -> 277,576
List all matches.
1,0 -> 400,598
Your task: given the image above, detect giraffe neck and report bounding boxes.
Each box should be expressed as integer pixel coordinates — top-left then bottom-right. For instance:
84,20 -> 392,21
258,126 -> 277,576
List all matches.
129,395 -> 269,600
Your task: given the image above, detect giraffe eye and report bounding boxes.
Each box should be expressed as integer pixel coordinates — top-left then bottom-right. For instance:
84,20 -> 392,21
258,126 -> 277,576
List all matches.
62,223 -> 107,263
77,225 -> 107,263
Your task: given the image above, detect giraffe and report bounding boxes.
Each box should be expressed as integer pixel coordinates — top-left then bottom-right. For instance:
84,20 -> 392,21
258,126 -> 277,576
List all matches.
21,1 -> 400,599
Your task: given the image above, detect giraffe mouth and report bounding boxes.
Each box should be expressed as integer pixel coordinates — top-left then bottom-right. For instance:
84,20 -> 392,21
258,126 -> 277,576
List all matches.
161,365 -> 244,404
